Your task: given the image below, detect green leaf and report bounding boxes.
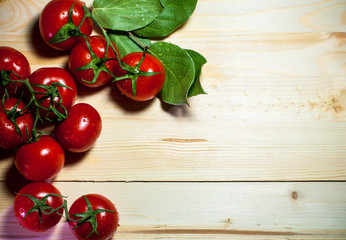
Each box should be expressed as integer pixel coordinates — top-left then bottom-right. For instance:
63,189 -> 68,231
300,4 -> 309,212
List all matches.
135,0 -> 197,38
149,42 -> 195,105
92,0 -> 163,31
185,49 -> 207,97
108,31 -> 152,57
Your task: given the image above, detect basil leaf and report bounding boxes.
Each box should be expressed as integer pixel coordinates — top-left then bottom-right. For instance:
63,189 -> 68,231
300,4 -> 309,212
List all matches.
149,42 -> 195,105
135,0 -> 197,38
108,31 -> 152,57
185,49 -> 207,98
92,0 -> 163,31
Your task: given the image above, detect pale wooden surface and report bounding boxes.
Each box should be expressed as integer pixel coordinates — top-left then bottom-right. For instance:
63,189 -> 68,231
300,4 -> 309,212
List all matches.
0,0 -> 346,239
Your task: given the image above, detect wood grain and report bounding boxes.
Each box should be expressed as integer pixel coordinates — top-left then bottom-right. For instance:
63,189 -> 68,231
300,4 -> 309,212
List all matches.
1,32 -> 346,181
0,0 -> 345,239
0,182 -> 346,239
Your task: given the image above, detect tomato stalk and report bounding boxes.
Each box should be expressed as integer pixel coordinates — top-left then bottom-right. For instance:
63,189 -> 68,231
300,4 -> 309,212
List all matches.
2,75 -> 71,143
22,79 -> 70,122
128,32 -> 150,50
17,193 -> 67,224
72,37 -> 117,84
48,2 -> 87,45
113,51 -> 162,99
23,78 -> 72,142
1,94 -> 28,138
1,69 -> 20,99
82,6 -> 123,69
81,6 -> 161,99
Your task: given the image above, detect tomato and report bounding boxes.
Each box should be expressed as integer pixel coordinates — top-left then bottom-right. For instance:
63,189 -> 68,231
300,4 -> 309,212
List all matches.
14,182 -> 64,232
0,98 -> 34,149
15,135 -> 65,181
115,52 -> 165,101
27,67 -> 77,121
39,0 -> 93,51
69,35 -> 120,88
0,46 -> 30,97
55,103 -> 102,153
68,194 -> 119,240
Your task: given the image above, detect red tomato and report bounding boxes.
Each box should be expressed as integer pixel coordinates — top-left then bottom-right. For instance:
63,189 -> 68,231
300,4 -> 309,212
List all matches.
115,52 -> 165,101
15,135 -> 65,181
28,67 -> 77,121
68,194 -> 119,240
55,103 -> 102,153
39,0 -> 93,51
0,98 -> 34,149
69,35 -> 120,88
0,46 -> 30,97
14,182 -> 64,232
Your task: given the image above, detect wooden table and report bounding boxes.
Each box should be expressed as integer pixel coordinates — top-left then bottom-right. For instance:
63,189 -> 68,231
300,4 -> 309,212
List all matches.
1,0 -> 346,239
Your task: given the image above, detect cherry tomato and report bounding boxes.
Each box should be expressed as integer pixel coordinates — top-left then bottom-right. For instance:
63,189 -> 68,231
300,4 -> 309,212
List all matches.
115,52 -> 165,101
14,182 -> 64,232
39,0 -> 93,51
69,35 -> 120,88
0,98 -> 34,149
27,67 -> 77,121
68,194 -> 119,240
55,103 -> 102,153
0,46 -> 30,97
15,135 -> 65,181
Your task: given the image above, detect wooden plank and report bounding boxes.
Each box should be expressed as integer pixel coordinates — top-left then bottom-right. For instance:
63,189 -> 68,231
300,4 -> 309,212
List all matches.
1,119 -> 346,181
187,0 -> 346,32
1,0 -> 345,36
0,32 -> 345,180
0,182 -> 345,239
0,1 -> 345,239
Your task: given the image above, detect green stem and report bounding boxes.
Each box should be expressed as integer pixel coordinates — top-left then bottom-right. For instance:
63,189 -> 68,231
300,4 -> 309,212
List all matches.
48,2 -> 87,45
82,6 -> 123,68
73,37 -> 117,84
17,193 -> 67,224
69,195 -> 116,238
128,32 -> 150,50
5,78 -> 69,142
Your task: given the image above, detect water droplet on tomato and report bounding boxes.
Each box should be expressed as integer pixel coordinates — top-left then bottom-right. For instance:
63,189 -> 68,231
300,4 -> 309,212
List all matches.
19,208 -> 26,217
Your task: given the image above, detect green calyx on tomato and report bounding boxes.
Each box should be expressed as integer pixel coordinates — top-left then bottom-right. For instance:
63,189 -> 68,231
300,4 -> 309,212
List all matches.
1,95 -> 28,138
81,5 -> 161,99
69,195 -> 116,238
48,3 -> 88,45
72,37 -> 117,85
17,193 -> 67,224
2,74 -> 73,143
27,81 -> 71,122
114,51 -> 162,99
1,69 -> 20,98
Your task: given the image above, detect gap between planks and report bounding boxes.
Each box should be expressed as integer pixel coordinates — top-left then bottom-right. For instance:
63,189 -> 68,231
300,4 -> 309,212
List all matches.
2,180 -> 346,183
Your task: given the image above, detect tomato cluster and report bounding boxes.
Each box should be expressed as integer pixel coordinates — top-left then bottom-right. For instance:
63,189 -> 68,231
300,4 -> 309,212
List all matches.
0,0 -> 166,178
14,182 -> 119,239
0,46 -> 102,181
1,0 -> 169,238
2,0 -> 180,238
39,0 -> 166,99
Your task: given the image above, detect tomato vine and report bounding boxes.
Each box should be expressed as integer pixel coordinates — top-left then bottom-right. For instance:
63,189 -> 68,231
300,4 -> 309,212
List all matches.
46,1 -> 207,104
1,0 -> 207,238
